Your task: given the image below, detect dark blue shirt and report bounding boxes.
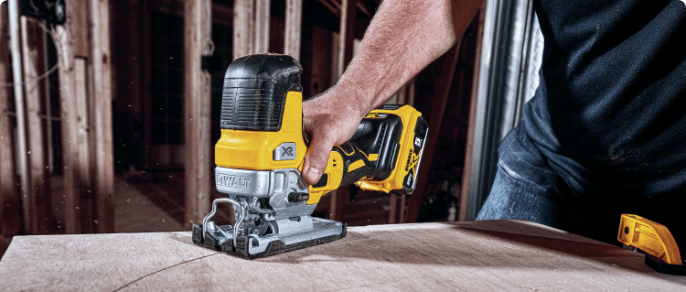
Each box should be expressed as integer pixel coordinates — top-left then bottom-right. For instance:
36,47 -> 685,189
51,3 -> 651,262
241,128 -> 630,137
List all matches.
500,0 -> 686,244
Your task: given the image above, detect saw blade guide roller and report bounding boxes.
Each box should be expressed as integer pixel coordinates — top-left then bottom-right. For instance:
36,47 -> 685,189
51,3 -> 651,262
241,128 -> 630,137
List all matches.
192,53 -> 429,259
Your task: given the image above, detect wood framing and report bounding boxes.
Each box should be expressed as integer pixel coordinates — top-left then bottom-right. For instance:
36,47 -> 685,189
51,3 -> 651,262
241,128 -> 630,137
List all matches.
233,0 -> 271,58
72,0 -> 89,58
55,0 -> 116,234
20,16 -> 52,234
405,39 -> 463,223
233,0 -> 254,60
88,0 -> 115,233
8,0 -> 31,238
74,57 -> 92,232
336,0 -> 356,79
54,8 -> 81,233
183,0 -> 213,226
0,1 -> 22,249
328,0 -> 357,222
255,0 -> 270,54
284,0 -> 302,60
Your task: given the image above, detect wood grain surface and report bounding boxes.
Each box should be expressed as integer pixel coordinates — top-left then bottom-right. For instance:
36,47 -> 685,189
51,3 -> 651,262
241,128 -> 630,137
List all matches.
1,220 -> 685,291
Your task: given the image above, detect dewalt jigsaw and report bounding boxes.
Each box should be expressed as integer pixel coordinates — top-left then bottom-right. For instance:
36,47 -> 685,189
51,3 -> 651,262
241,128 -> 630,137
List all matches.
191,54 -> 429,259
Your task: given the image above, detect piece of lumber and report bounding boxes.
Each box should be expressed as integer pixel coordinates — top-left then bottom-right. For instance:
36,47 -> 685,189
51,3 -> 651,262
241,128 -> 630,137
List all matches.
336,0 -> 356,80
232,0 -> 254,60
328,0 -> 357,222
72,0 -> 89,58
183,0 -> 213,227
255,0 -> 270,54
54,0 -> 84,234
284,0 -> 302,60
88,0 -> 115,233
405,39 -> 463,223
0,2 -> 22,250
74,57 -> 93,232
7,0 -> 31,236
19,16 -> 52,235
1,220 -> 685,290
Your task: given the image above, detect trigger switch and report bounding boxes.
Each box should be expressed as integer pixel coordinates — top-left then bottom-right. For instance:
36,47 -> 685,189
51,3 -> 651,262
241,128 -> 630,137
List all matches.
313,174 -> 328,188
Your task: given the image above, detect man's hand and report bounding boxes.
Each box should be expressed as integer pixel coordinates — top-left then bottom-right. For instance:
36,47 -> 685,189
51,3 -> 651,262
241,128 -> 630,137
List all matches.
301,88 -> 365,185
300,0 -> 483,186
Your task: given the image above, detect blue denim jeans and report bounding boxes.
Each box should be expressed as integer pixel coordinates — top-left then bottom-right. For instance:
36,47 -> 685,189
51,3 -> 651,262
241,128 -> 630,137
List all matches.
476,160 -> 586,236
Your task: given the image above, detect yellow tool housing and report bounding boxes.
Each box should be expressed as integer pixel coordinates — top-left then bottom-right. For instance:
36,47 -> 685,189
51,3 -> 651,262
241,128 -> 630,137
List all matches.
617,213 -> 682,265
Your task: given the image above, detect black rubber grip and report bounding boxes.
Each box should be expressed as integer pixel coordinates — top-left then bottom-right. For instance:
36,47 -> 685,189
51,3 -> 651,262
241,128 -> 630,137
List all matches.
335,144 -> 377,187
220,54 -> 302,131
335,114 -> 403,187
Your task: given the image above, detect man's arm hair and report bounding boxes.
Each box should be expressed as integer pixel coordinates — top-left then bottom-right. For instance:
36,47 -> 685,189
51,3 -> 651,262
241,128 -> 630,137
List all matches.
332,0 -> 484,115
301,0 -> 484,185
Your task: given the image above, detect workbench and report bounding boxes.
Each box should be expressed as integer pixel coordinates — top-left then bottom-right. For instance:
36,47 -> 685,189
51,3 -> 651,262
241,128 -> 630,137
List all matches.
1,220 -> 684,291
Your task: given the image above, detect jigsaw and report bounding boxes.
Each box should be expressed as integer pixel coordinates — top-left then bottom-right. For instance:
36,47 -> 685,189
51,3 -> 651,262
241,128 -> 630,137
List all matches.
192,53 -> 428,259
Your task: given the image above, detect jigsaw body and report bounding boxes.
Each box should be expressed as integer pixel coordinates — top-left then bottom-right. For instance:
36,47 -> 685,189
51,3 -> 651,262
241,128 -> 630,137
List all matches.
192,54 -> 428,259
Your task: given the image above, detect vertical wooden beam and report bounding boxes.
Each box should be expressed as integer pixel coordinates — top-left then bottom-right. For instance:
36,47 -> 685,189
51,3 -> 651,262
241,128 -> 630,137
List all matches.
20,16 -> 52,234
329,0 -> 357,222
74,57 -> 92,233
307,26 -> 333,96
284,0 -> 302,60
254,0 -> 270,54
54,0 -> 83,234
89,0 -> 114,233
7,0 -> 31,234
405,39 -> 463,223
183,0 -> 213,226
388,195 -> 399,224
233,0 -> 254,60
0,1 -> 23,246
336,0 -> 356,79
73,0 -> 90,58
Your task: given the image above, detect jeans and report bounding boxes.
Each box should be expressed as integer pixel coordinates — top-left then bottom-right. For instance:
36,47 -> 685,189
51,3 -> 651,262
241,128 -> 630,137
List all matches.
476,160 -> 587,237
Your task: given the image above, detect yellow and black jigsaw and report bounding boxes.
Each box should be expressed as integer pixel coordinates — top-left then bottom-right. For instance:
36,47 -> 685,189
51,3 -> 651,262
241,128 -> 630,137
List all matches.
191,53 -> 429,259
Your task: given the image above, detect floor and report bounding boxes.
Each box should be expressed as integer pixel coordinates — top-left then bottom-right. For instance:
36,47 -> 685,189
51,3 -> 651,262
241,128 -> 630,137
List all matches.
114,176 -> 184,233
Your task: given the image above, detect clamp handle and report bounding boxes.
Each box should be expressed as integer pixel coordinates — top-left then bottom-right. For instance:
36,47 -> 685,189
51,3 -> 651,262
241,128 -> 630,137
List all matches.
618,213 -> 682,265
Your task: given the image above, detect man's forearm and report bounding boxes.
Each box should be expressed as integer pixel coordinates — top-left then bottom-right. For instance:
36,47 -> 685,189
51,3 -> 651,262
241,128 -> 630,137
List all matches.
300,0 -> 484,185
334,0 -> 484,115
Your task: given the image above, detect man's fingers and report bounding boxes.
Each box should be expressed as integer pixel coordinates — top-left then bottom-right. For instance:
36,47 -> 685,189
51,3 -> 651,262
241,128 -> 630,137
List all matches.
303,132 -> 336,185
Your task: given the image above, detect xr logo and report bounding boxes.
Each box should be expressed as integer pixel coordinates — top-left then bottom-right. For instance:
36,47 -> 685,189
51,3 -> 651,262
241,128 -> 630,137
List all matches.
281,146 -> 294,157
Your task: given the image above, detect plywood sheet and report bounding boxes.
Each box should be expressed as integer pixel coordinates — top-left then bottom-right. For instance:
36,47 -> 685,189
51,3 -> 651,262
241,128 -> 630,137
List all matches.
1,220 -> 684,291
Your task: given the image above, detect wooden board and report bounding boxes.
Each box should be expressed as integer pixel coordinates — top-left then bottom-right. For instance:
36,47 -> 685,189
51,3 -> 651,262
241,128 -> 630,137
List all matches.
0,2 -> 22,253
19,16 -> 52,235
284,0 -> 302,60
88,0 -> 115,233
183,0 -> 213,227
1,220 -> 685,291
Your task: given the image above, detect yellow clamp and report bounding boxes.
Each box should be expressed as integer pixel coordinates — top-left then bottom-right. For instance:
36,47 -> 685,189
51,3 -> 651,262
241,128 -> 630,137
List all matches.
617,213 -> 682,265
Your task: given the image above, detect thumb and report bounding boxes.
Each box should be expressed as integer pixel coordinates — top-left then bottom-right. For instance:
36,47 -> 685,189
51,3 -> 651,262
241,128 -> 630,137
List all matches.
302,132 -> 336,185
